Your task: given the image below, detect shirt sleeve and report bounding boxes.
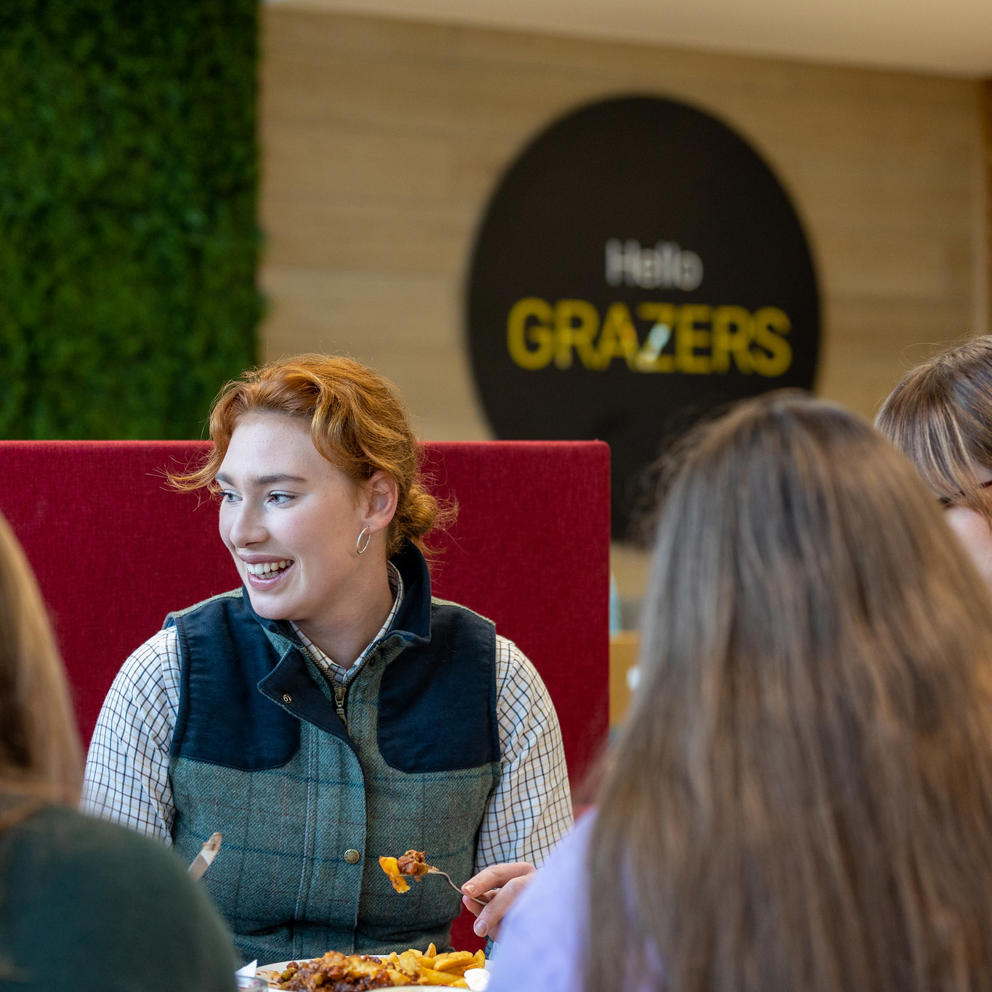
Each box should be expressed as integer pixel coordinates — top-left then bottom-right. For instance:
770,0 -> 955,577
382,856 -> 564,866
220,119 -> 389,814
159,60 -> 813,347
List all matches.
486,812 -> 594,992
475,636 -> 574,872
81,627 -> 181,843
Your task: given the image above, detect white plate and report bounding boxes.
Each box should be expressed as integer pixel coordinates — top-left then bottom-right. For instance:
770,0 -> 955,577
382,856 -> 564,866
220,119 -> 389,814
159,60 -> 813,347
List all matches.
258,961 -> 448,989
256,961 -> 291,986
258,959 -> 486,989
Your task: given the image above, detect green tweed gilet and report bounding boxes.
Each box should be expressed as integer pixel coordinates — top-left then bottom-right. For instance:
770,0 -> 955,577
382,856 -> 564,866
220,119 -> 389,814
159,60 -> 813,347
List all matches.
167,546 -> 500,965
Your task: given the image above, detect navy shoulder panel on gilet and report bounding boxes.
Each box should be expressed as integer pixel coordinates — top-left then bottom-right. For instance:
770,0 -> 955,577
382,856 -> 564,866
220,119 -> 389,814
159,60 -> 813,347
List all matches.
165,587 -> 499,774
167,590 -> 301,769
377,598 -> 498,772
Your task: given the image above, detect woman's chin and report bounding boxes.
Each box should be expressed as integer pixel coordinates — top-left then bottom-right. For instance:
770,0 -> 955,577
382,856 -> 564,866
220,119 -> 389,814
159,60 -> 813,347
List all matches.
244,588 -> 293,621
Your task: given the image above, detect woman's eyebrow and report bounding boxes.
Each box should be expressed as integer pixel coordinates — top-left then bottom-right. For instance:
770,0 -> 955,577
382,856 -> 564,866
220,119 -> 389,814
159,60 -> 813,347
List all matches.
214,472 -> 308,486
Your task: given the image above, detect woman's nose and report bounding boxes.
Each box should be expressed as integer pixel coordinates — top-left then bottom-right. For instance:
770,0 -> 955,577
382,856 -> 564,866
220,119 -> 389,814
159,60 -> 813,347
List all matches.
226,504 -> 266,547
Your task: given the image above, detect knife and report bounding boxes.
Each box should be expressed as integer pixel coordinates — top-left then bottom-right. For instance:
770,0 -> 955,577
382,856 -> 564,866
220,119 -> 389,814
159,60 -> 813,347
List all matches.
187,832 -> 222,881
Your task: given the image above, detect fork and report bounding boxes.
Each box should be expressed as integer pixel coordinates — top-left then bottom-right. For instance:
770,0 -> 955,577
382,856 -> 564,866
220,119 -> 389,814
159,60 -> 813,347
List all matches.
426,866 -> 493,905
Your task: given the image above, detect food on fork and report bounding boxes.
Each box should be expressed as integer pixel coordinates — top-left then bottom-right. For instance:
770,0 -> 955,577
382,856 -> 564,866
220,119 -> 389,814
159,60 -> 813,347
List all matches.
378,849 -> 430,893
397,849 -> 431,878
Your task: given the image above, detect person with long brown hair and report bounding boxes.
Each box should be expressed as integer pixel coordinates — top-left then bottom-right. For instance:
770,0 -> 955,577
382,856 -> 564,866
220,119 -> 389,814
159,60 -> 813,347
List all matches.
488,391 -> 992,992
876,333 -> 992,585
82,354 -> 571,964
0,510 -> 238,991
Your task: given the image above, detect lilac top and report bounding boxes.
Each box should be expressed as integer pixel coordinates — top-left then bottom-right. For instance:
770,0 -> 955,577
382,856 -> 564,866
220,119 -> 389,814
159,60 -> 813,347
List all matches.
487,810 -> 595,992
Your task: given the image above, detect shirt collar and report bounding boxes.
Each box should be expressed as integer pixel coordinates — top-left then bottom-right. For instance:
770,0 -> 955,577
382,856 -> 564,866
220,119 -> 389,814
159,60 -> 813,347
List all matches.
291,562 -> 404,685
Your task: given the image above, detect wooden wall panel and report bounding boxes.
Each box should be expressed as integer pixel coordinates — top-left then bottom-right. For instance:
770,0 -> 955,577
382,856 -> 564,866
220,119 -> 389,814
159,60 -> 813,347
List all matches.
984,78 -> 992,324
257,7 -> 988,598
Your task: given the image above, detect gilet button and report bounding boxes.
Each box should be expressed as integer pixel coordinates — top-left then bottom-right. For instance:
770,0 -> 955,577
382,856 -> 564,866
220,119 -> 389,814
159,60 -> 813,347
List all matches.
344,849 -> 361,864
282,693 -> 292,704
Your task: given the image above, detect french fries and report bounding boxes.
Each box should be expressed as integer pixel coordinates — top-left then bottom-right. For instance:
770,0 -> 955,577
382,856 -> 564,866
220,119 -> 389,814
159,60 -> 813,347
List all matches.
379,943 -> 486,988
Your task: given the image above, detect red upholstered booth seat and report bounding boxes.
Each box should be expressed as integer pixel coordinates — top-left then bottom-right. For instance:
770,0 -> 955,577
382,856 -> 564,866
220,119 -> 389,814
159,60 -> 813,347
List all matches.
0,439 -> 610,950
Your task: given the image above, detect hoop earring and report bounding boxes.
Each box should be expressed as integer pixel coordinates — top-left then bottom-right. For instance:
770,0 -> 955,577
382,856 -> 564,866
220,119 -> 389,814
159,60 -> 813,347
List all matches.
355,526 -> 372,556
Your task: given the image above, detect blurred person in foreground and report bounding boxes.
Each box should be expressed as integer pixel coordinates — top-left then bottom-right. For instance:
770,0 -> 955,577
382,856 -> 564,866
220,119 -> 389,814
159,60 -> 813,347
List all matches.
0,511 -> 238,992
82,354 -> 571,964
488,391 -> 992,992
876,333 -> 992,586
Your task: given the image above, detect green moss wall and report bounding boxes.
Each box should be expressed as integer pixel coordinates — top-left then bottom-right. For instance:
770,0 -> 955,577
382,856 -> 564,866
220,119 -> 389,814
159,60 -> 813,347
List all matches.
0,0 -> 262,438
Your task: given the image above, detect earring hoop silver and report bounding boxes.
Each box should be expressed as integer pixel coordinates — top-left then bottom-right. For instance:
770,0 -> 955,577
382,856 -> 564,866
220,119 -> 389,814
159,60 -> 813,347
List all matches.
356,526 -> 372,556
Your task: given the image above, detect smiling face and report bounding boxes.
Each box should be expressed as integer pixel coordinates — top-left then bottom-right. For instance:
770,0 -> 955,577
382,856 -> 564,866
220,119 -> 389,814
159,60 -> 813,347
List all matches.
215,411 -> 396,657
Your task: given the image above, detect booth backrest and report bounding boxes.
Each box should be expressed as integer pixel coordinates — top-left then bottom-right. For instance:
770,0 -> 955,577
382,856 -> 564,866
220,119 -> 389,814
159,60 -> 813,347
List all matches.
0,439 -> 611,787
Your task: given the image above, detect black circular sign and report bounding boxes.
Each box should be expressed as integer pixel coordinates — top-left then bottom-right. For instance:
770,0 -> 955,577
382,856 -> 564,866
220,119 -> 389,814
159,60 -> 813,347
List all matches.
465,94 -> 820,540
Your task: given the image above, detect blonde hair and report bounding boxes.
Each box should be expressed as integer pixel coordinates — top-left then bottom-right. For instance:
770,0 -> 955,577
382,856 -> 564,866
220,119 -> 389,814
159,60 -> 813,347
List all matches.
0,512 -> 83,827
171,354 -> 448,557
876,334 -> 992,525
587,391 -> 992,992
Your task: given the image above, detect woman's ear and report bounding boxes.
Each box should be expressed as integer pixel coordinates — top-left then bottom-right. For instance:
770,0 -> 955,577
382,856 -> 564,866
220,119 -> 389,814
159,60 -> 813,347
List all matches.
362,470 -> 399,530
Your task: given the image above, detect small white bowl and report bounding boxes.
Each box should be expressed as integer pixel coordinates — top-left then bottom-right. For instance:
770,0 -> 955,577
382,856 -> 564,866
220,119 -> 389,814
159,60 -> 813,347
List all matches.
464,967 -> 491,991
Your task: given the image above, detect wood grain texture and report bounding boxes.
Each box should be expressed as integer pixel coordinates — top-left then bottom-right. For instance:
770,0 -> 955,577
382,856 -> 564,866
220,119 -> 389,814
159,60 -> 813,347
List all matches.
983,78 -> 992,324
259,8 -> 986,445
